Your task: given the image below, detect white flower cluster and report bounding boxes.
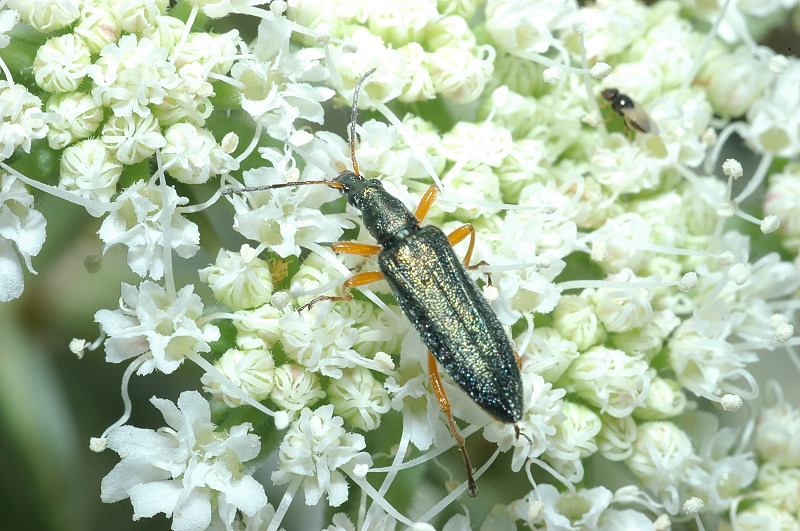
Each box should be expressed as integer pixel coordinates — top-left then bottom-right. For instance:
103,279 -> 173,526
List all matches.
3,0 -> 800,529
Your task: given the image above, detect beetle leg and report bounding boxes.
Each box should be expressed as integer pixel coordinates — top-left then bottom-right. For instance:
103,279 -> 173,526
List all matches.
331,241 -> 382,256
428,352 -> 478,498
447,224 -> 492,286
299,270 -> 384,312
330,241 -> 383,274
413,184 -> 440,222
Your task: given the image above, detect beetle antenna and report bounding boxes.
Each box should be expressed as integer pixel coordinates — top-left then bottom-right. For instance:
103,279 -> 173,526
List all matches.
350,68 -> 376,178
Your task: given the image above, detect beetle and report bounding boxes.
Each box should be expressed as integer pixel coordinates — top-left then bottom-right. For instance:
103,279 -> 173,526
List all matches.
225,69 -> 525,497
601,87 -> 659,135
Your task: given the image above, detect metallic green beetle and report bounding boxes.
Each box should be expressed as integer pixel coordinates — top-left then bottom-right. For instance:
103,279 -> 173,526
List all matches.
227,69 -> 525,497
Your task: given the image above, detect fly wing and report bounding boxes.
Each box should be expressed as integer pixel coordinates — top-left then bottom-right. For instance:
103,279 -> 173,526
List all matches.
379,225 -> 522,423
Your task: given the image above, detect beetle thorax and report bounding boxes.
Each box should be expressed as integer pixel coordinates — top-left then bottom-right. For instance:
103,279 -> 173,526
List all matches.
335,171 -> 419,244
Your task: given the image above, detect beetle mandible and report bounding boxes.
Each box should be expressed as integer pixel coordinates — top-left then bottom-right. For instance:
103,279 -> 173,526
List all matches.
225,69 -> 525,497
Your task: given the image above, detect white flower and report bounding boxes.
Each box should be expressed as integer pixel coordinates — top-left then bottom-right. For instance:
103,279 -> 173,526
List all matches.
701,45 -> 773,118
483,372 -> 566,471
485,0 -> 575,55
553,293 -> 606,351
328,367 -> 391,431
0,174 -> 46,301
162,123 -> 237,184
193,0 -> 268,19
545,401 -> 602,482
590,213 -> 655,273
764,163 -> 800,253
567,346 -> 654,418
101,112 -> 167,165
173,29 -> 241,75
365,0 -> 436,45
733,501 -> 798,531
74,5 -> 119,54
98,180 -> 200,280
597,507 -> 657,531
625,421 -> 697,513
33,33 -> 91,93
0,8 -> 19,50
201,346 -> 275,407
114,0 -> 168,33
100,391 -> 267,531
269,363 -> 326,417
396,43 -> 435,102
668,316 -> 755,402
232,166 -> 350,258
87,35 -> 179,118
756,395 -> 800,467
45,92 -> 104,149
0,81 -> 48,160
94,280 -> 220,374
688,423 -> 757,512
427,45 -> 495,105
746,57 -> 800,158
597,414 -> 637,461
383,361 -> 442,452
757,462 -> 800,515
59,139 -> 122,207
634,377 -> 686,420
590,269 -> 654,333
9,0 -> 79,32
199,245 -> 274,311
613,309 -> 680,360
520,327 -> 579,383
232,12 -> 332,140
565,1 -> 648,59
154,65 -> 216,127
440,119 -> 510,171
272,404 -> 371,507
536,484 -> 613,531
278,305 -> 362,379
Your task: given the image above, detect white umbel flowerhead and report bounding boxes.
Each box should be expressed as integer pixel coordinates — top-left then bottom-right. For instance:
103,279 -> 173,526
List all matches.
100,390 -> 267,531
272,404 -> 371,507
94,280 -> 220,374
